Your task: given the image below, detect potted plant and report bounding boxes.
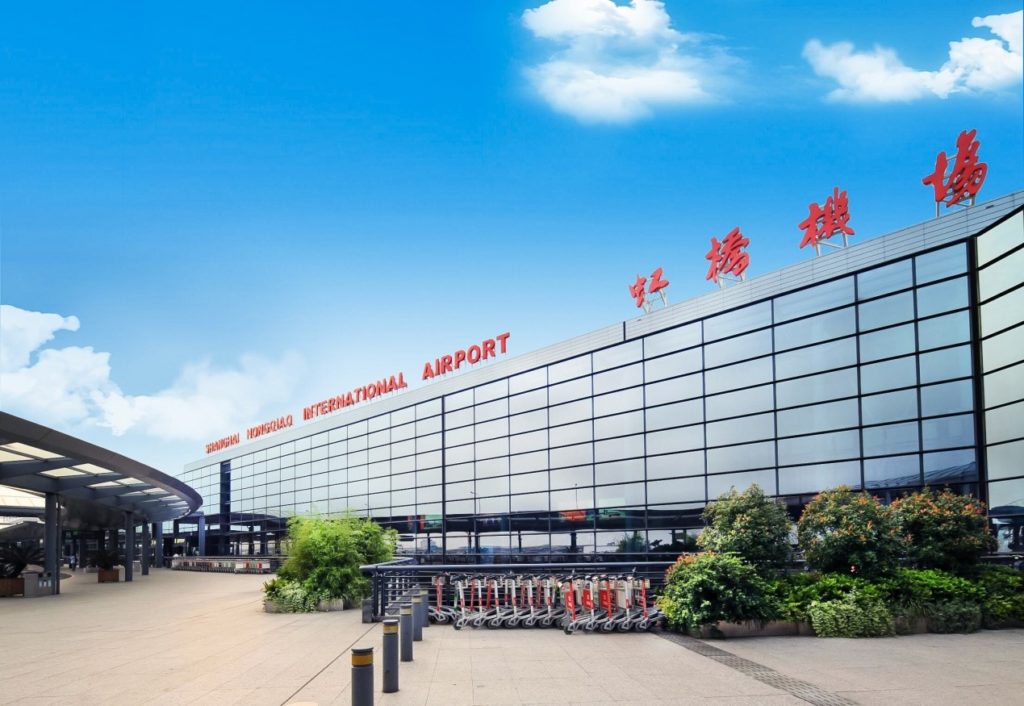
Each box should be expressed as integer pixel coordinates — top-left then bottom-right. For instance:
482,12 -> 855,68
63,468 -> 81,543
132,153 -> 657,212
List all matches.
91,549 -> 122,583
0,543 -> 44,597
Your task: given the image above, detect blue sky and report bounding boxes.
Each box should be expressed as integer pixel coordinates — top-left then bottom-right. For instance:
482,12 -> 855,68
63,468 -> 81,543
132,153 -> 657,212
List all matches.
1,1 -> 1022,475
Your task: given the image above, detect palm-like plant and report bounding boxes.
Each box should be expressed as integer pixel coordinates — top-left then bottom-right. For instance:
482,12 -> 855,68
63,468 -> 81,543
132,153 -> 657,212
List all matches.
0,543 -> 44,578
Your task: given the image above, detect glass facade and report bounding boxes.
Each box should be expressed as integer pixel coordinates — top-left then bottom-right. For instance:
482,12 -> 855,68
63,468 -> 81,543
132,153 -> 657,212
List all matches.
176,204 -> 1024,560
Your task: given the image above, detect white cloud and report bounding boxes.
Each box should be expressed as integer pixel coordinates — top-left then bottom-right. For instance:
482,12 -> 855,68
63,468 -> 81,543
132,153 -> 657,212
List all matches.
0,304 -> 301,443
522,0 -> 733,123
804,10 -> 1023,102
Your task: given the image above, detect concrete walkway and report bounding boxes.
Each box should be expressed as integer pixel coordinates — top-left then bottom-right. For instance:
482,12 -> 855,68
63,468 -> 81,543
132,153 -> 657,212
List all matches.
1,569 -> 1021,705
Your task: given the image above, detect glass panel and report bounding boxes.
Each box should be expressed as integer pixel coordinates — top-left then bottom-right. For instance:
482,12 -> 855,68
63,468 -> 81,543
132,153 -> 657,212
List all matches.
509,388 -> 547,414
593,340 -> 642,372
864,455 -> 920,489
646,399 -> 702,431
550,465 -> 592,489
921,379 -> 973,416
550,442 -> 593,469
860,356 -> 917,394
778,430 -> 859,465
705,384 -> 774,421
775,337 -> 856,379
646,426 -> 703,455
916,276 -> 968,318
416,399 -> 441,419
923,449 -> 976,483
704,302 -> 772,341
774,277 -> 854,323
648,476 -> 705,503
645,374 -> 702,406
475,398 -> 508,423
510,450 -> 547,474
708,469 -> 776,497
987,440 -> 1024,481
858,259 -> 913,299
859,324 -> 915,363
777,399 -> 858,437
646,451 -> 704,479
510,491 -> 548,512
595,459 -> 644,485
475,379 -> 508,403
594,386 -> 645,416
704,329 -> 772,368
645,322 -> 701,358
592,363 -> 643,395
475,417 -> 508,441
594,410 -> 644,438
918,310 -> 971,351
509,367 -> 547,395
858,292 -> 914,331
550,421 -> 592,448
979,244 -> 1024,302
777,368 -> 858,407
510,430 -> 547,454
981,286 -> 1024,338
919,345 -> 972,384
644,348 -> 701,381
549,377 -> 592,405
510,409 -> 547,435
706,356 -> 773,394
475,437 -> 508,460
707,441 -> 775,473
446,389 -> 473,410
706,413 -> 774,447
863,422 -> 919,456
916,243 -> 966,285
982,323 -> 1024,372
987,478 -> 1024,516
775,307 -> 855,352
986,401 -> 1024,444
595,483 -> 645,508
549,355 -> 592,384
549,398 -> 592,426
977,213 -> 1023,266
922,413 -> 974,450
861,389 -> 918,425
779,461 -> 860,495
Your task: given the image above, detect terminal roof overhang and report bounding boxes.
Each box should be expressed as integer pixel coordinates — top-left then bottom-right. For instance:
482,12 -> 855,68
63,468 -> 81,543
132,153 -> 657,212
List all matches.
0,412 -> 202,524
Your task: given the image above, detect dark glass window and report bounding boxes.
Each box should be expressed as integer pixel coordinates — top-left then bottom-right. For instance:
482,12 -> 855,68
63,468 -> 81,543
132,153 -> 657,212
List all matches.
706,441 -> 775,473
776,368 -> 857,408
595,483 -> 645,508
918,310 -> 971,351
594,434 -> 644,462
646,450 -> 704,479
921,379 -> 974,417
860,323 -> 915,363
858,291 -> 914,331
864,455 -> 920,488
861,389 -> 918,425
922,414 -> 975,450
646,426 -> 703,455
777,399 -> 858,437
919,345 -> 972,384
863,422 -> 919,456
917,277 -> 968,318
778,430 -> 859,465
915,243 -> 966,285
923,449 -> 977,482
775,337 -> 856,379
706,413 -> 774,447
595,459 -> 644,485
779,461 -> 860,495
550,465 -> 593,489
648,476 -> 705,503
860,355 -> 917,394
708,469 -> 777,497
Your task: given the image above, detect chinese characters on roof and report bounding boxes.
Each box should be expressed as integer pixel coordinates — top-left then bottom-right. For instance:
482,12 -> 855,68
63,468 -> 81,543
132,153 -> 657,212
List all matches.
629,267 -> 670,313
922,128 -> 987,217
706,227 -> 750,288
798,187 -> 855,256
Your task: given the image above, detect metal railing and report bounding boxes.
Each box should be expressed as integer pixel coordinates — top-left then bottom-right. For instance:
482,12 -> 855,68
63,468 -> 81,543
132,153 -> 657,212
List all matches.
359,558 -> 673,621
169,555 -> 283,573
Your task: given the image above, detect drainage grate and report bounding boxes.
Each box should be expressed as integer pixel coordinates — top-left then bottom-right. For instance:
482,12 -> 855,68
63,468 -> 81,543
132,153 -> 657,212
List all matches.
655,630 -> 859,706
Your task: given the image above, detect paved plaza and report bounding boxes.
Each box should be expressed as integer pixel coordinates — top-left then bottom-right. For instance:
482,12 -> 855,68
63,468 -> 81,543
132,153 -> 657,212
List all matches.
1,569 -> 1022,705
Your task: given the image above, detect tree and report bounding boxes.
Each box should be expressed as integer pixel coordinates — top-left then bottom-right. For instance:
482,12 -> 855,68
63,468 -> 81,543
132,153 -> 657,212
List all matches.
891,488 -> 997,574
698,484 -> 793,575
797,486 -> 905,579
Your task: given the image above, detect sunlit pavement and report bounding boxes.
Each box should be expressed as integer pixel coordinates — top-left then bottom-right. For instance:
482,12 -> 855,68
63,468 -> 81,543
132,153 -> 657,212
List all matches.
2,569 -> 1021,705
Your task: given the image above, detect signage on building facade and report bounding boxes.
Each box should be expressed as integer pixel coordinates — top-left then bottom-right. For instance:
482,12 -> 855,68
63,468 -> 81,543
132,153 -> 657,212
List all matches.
705,227 -> 750,288
204,332 -> 511,454
923,128 -> 987,216
628,267 -> 670,314
798,187 -> 855,255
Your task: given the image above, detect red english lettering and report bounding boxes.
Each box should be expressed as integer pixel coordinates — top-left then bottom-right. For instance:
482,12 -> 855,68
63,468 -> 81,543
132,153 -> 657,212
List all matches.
497,332 -> 510,353
482,339 -> 496,359
454,349 -> 466,369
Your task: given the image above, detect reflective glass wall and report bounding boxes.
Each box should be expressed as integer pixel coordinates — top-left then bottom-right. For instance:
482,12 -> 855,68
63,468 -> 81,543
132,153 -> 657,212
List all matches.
977,211 -> 1024,552
179,236 -> 989,560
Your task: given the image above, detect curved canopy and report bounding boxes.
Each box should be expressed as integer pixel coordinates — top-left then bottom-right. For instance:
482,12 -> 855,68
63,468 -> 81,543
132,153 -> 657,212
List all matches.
0,412 -> 201,523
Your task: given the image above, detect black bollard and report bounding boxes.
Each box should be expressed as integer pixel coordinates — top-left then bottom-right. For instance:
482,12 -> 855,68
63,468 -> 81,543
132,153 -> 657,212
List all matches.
411,594 -> 424,642
420,588 -> 430,629
351,646 -> 373,706
399,604 -> 414,662
382,619 -> 399,693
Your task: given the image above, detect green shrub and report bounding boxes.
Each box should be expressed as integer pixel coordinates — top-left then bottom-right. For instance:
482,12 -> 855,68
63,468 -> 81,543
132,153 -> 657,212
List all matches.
657,552 -> 779,633
263,577 -> 323,613
698,484 -> 793,575
797,486 -> 905,578
269,514 -> 397,608
927,599 -> 982,633
974,565 -> 1024,628
808,591 -> 895,637
892,488 -> 997,574
874,568 -> 982,616
774,572 -> 876,622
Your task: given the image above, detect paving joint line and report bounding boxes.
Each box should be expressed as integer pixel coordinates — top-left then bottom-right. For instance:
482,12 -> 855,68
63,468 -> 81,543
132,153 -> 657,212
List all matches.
654,629 -> 860,706
279,620 -> 380,705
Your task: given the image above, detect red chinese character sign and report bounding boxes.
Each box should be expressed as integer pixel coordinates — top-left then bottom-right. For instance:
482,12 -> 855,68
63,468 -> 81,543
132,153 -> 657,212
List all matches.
705,227 -> 750,288
629,267 -> 670,313
798,187 -> 855,256
922,128 -> 987,217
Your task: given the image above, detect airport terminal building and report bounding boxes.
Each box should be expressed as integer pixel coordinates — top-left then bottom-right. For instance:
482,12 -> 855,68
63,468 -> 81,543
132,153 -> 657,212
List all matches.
177,192 -> 1024,561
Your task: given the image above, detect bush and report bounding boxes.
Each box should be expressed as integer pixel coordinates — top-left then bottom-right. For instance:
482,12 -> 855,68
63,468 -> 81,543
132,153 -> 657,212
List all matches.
263,577 -> 323,613
892,488 -> 997,574
974,565 -> 1024,628
698,484 -> 793,575
808,591 -> 895,637
267,514 -> 397,611
927,599 -> 982,633
874,568 -> 982,614
657,552 -> 779,633
797,487 -> 905,578
774,572 -> 876,622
